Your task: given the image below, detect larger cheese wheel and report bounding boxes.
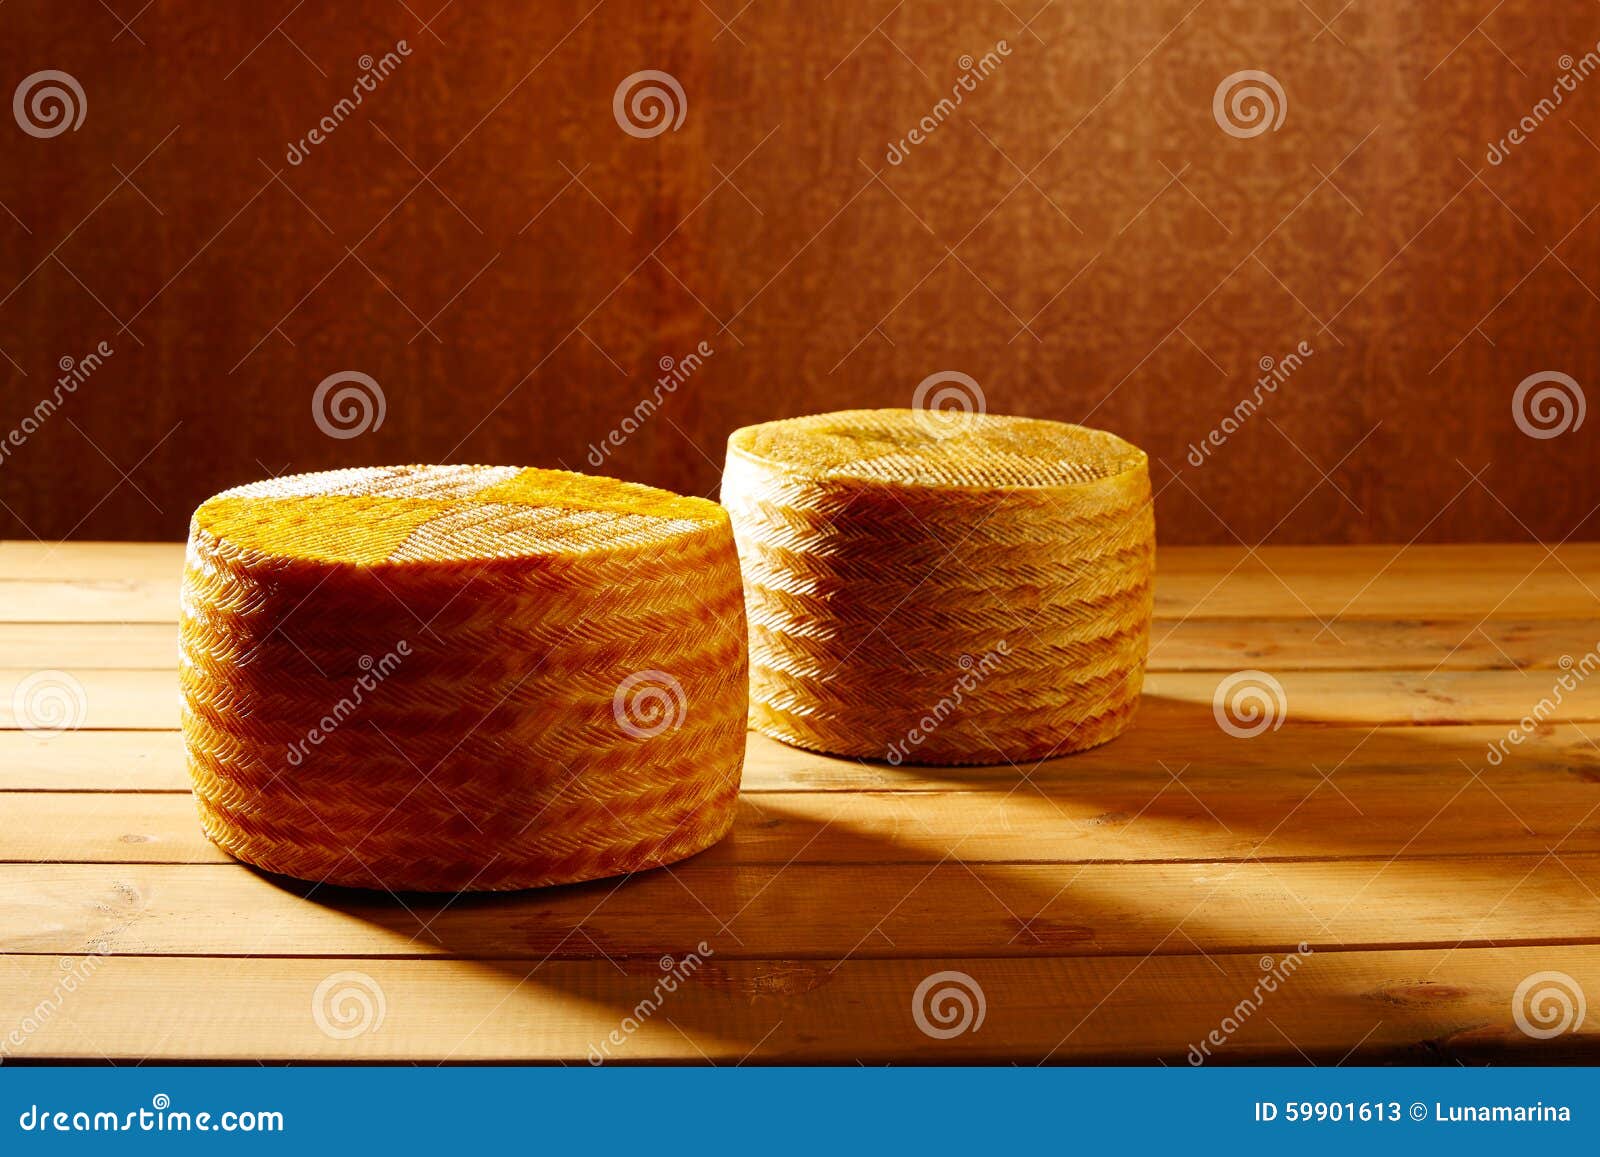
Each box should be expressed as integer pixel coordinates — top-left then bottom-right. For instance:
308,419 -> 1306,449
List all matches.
180,465 -> 748,892
722,410 -> 1154,765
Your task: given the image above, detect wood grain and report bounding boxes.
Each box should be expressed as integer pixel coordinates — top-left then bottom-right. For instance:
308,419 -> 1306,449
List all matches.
13,615 -> 1598,672
4,946 -> 1593,1064
5,857 -> 1598,961
4,540 -> 1598,1062
6,721 -> 1599,793
5,766 -> 1598,864
10,666 -> 1600,730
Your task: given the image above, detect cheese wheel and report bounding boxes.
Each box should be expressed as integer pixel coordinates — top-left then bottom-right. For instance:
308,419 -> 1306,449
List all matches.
180,465 -> 748,891
722,410 -> 1154,765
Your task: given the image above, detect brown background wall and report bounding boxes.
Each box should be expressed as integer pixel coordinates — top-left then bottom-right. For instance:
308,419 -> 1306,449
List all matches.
1,1 -> 1598,544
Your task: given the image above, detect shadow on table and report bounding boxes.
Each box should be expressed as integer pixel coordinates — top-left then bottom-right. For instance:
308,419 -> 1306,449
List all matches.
256,691 -> 1600,1064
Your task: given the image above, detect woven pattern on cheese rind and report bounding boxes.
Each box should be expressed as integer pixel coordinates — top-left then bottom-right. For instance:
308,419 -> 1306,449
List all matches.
722,410 -> 1154,765
179,465 -> 748,892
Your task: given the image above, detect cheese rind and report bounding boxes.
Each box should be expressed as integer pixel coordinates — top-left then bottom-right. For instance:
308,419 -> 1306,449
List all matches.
180,465 -> 748,891
722,410 -> 1155,765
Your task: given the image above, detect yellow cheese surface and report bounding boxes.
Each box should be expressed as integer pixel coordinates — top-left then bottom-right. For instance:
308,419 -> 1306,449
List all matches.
722,410 -> 1155,765
181,465 -> 748,891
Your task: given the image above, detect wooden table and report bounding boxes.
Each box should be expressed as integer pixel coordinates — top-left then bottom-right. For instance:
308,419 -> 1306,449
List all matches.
3,541 -> 1598,1064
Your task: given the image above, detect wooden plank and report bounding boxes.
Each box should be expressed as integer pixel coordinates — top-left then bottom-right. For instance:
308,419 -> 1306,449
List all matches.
0,541 -> 184,582
7,755 -> 1599,865
0,733 -> 191,790
6,857 -> 1598,961
1157,617 -> 1600,672
0,947 -> 1594,1063
14,616 -> 1599,673
1156,544 -> 1600,619
9,543 -> 1600,623
0,539 -> 181,621
7,722 -> 1600,794
0,623 -> 176,669
12,667 -> 1600,731
0,669 -> 175,730
0,580 -> 179,624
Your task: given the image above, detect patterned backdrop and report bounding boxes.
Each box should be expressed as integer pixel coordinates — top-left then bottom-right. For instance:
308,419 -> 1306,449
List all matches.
1,0 -> 1598,543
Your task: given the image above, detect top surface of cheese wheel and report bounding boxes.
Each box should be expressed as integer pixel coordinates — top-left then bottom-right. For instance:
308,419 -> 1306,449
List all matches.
726,409 -> 1146,490
191,464 -> 726,567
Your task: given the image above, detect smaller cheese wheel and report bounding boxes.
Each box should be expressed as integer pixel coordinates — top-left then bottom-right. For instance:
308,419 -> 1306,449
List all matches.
722,410 -> 1154,765
180,465 -> 748,891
